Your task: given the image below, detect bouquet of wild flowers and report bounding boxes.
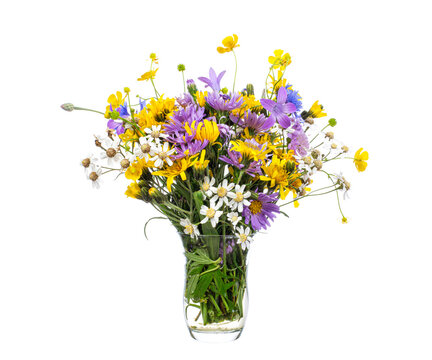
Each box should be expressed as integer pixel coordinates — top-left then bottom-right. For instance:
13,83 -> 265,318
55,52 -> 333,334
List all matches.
62,34 -> 368,341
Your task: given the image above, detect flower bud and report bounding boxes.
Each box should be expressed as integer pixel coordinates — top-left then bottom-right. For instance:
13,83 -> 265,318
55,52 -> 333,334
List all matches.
221,87 -> 229,94
305,117 -> 314,125
313,159 -> 323,170
331,143 -> 338,149
342,145 -> 349,153
246,84 -> 254,96
89,172 -> 99,181
82,158 -> 91,168
124,87 -> 130,94
325,131 -> 334,140
302,156 -> 312,165
177,64 -> 186,72
61,103 -> 74,112
311,149 -> 320,159
328,118 -> 337,127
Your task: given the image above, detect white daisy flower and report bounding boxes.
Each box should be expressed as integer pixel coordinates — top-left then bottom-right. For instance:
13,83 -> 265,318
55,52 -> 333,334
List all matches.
150,142 -> 176,168
211,179 -> 235,207
144,125 -> 168,144
100,138 -> 122,166
180,218 -> 200,239
88,168 -> 103,189
134,137 -> 155,161
200,176 -> 216,198
227,184 -> 251,212
200,201 -> 223,228
227,212 -> 241,228
80,154 -> 98,174
236,226 -> 252,250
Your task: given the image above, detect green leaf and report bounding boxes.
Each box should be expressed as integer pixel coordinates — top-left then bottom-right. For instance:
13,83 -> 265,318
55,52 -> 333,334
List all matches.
185,249 -> 219,265
280,211 -> 290,218
194,272 -> 213,299
185,274 -> 199,300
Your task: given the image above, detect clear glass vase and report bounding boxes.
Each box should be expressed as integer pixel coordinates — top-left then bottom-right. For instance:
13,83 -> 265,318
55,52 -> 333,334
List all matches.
180,233 -> 249,342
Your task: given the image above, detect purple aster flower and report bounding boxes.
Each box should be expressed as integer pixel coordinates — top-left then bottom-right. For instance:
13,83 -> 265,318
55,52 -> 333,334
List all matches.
176,93 -> 194,108
206,91 -> 243,111
230,110 -> 275,132
164,104 -> 205,139
107,119 -> 125,135
287,128 -> 309,157
198,68 -> 226,92
242,192 -> 279,231
220,150 -> 262,176
260,87 -> 297,127
218,123 -> 231,140
173,139 -> 209,159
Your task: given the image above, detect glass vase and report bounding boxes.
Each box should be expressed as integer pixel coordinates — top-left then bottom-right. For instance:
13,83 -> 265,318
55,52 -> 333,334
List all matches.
180,233 -> 250,343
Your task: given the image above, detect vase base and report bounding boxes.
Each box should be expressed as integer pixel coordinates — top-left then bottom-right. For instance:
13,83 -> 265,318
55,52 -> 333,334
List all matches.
189,328 -> 243,343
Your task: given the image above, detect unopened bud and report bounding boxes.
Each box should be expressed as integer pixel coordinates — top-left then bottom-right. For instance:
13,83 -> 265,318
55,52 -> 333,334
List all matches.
331,143 -> 338,150
177,64 -> 186,72
311,149 -> 320,159
313,159 -> 323,170
61,103 -> 74,112
246,84 -> 254,96
106,148 -> 117,158
124,87 -> 130,94
325,131 -> 334,140
305,117 -> 314,125
341,145 -> 349,153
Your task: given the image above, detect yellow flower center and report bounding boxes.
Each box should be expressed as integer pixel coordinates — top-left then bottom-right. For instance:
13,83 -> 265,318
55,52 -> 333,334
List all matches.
217,187 -> 227,198
206,208 -> 216,218
120,159 -> 130,169
185,224 -> 194,235
249,200 -> 263,215
158,152 -> 167,160
89,172 -> 98,181
202,183 -> 210,191
234,192 -> 244,202
239,234 -> 247,243
141,144 -> 151,153
231,215 -> 238,223
106,148 -> 116,158
151,130 -> 160,138
81,158 -> 90,168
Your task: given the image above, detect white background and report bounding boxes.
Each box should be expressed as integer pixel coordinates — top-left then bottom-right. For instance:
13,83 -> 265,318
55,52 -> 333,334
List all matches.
1,0 -> 432,359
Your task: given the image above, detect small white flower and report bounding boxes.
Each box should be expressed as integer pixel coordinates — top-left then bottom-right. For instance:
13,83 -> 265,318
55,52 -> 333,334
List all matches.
227,184 -> 251,212
211,179 -> 235,207
227,212 -> 241,228
201,176 -> 216,198
88,168 -> 103,189
100,138 -> 122,166
80,154 -> 98,174
144,125 -> 168,144
134,137 -> 155,161
180,218 -> 200,239
236,226 -> 252,250
200,201 -> 223,228
150,142 -> 176,168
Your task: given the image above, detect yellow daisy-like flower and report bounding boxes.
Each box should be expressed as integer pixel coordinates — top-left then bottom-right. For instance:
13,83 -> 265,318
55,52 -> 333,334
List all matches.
185,119 -> 220,144
268,70 -> 288,95
309,100 -> 327,118
230,139 -> 271,162
231,95 -> 262,118
149,53 -> 158,63
119,129 -> 138,144
195,91 -> 208,107
105,91 -> 125,118
146,96 -> 176,123
217,34 -> 239,54
137,68 -> 158,81
192,150 -> 210,171
353,148 -> 368,172
268,50 -> 292,70
125,182 -> 141,198
125,161 -> 143,181
152,156 -> 197,192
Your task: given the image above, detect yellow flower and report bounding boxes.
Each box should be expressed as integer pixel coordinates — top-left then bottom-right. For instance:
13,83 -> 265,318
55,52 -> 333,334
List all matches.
195,91 -> 208,107
125,161 -> 143,181
192,150 -> 210,170
137,68 -> 158,81
309,100 -> 327,118
185,119 -> 220,144
119,129 -> 138,144
268,70 -> 288,95
125,182 -> 141,198
231,95 -> 262,118
268,50 -> 292,70
152,157 -> 197,192
342,216 -> 348,224
146,96 -> 176,122
353,148 -> 368,172
230,139 -> 270,162
105,91 -> 125,118
217,34 -> 239,53
149,53 -> 158,63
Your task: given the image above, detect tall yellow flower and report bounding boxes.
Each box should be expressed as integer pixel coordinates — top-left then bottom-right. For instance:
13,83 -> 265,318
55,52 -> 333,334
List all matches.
353,148 -> 368,172
138,68 -> 158,81
309,101 -> 327,118
268,50 -> 291,71
217,34 -> 239,53
125,182 -> 141,198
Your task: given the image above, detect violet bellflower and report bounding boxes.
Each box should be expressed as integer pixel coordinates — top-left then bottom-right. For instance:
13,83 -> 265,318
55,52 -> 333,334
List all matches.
198,68 -> 226,92
260,87 -> 297,128
242,192 -> 280,231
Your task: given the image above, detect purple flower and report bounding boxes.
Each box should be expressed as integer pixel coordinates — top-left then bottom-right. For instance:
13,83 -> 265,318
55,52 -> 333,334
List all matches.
107,119 -> 125,135
220,150 -> 262,176
218,123 -> 231,140
285,85 -> 302,111
287,128 -> 309,157
164,104 -> 205,140
260,87 -> 297,127
230,110 -> 275,133
139,98 -> 147,111
242,192 -> 279,231
206,92 -> 243,111
117,102 -> 130,117
176,93 -> 194,108
198,68 -> 226,92
173,139 -> 209,159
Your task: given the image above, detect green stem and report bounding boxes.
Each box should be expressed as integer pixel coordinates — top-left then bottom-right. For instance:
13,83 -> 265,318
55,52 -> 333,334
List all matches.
73,107 -> 105,115
232,50 -> 238,93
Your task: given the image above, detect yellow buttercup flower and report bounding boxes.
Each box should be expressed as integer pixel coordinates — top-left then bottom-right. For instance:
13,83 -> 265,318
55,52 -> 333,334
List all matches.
105,91 -> 125,118
138,68 -> 158,81
217,34 -> 239,53
268,50 -> 291,70
125,161 -> 143,181
125,182 -> 141,198
152,156 -> 197,192
353,148 -> 368,172
309,101 -> 327,118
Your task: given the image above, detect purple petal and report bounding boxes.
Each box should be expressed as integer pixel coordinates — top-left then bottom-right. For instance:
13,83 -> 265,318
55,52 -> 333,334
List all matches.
277,86 -> 287,104
217,70 -> 226,87
278,115 -> 291,129
286,102 -> 297,113
260,98 -> 275,112
198,76 -> 213,89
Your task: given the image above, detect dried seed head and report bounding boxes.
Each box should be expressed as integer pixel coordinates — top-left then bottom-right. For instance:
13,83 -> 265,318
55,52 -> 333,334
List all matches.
106,148 -> 117,158
325,131 -> 334,140
107,129 -> 115,140
95,139 -> 102,148
313,159 -> 323,170
311,149 -> 320,159
81,158 -> 91,168
302,156 -> 312,165
343,177 -> 351,190
89,172 -> 99,181
342,145 -> 349,153
120,159 -> 130,169
141,144 -> 151,153
299,188 -> 306,196
331,143 -> 338,149
305,117 -> 314,125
